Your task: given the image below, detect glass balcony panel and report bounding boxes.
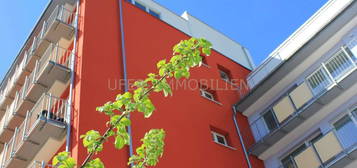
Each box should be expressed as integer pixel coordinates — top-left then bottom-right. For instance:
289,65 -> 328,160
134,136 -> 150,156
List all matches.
334,115 -> 357,149
313,132 -> 343,163
251,118 -> 269,141
294,146 -> 321,168
289,82 -> 314,109
307,68 -> 333,95
325,50 -> 354,80
273,96 -> 295,123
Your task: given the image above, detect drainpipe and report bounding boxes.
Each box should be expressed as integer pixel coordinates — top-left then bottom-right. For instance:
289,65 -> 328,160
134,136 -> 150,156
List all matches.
118,0 -> 134,164
232,105 -> 253,168
66,0 -> 80,152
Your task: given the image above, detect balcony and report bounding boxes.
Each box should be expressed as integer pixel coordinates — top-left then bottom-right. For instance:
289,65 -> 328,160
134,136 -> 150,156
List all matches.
249,46 -> 357,156
283,126 -> 357,168
0,4 -> 75,117
0,94 -> 67,168
0,44 -> 71,148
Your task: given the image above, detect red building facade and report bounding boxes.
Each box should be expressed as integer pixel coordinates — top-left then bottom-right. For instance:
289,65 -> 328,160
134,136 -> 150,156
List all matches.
0,0 -> 263,167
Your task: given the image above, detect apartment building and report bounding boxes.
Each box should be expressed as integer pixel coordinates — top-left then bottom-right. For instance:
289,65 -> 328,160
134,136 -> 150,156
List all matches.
0,0 -> 263,167
235,0 -> 357,168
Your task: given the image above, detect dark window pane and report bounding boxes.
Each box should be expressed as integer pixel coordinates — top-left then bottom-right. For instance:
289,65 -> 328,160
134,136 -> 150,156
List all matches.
282,156 -> 295,168
220,71 -> 230,81
134,1 -> 146,11
216,136 -> 226,145
149,9 -> 160,18
263,110 -> 278,131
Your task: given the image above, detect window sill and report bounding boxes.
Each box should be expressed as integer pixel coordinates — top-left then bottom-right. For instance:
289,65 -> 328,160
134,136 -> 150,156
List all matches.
213,141 -> 236,150
201,96 -> 222,106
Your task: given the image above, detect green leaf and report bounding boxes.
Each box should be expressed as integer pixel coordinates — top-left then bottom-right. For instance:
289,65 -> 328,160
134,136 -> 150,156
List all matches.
81,130 -> 103,153
202,47 -> 211,56
121,117 -> 131,126
52,152 -> 76,168
84,158 -> 104,168
128,129 -> 166,167
114,135 -> 125,149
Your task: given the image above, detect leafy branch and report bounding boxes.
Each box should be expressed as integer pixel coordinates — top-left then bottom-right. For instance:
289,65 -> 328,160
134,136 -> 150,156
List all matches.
53,38 -> 212,168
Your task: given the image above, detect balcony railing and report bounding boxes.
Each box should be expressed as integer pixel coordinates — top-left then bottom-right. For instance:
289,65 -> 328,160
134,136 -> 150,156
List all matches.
0,44 -> 71,151
249,45 -> 357,155
0,4 -> 75,117
22,43 -> 71,103
282,126 -> 357,168
29,161 -> 55,168
0,93 -> 67,168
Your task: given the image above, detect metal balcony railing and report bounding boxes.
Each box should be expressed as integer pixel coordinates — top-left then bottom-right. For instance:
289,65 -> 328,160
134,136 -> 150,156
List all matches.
29,161 -> 55,168
249,45 -> 357,155
40,5 -> 75,39
0,4 -> 75,116
0,93 -> 67,168
0,43 -> 71,147
22,43 -> 71,103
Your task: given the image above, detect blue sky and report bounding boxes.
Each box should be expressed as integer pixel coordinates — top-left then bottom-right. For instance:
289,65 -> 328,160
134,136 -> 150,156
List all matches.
0,0 -> 327,81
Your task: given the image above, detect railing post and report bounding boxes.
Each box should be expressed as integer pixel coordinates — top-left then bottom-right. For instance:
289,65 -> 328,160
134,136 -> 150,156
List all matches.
47,94 -> 53,120
10,128 -> 18,157
57,5 -> 62,21
1,143 -> 8,168
23,111 -> 29,140
321,63 -> 336,85
55,44 -> 59,63
41,161 -> 45,168
2,108 -> 8,129
33,61 -> 39,83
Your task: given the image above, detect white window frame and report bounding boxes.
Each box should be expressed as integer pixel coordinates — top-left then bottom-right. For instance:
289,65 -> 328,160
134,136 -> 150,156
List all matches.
200,89 -> 215,101
211,131 -> 228,146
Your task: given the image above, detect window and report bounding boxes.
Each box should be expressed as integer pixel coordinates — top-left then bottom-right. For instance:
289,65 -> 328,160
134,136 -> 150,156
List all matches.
307,67 -> 333,95
200,85 -> 218,102
325,49 -> 354,80
149,9 -> 160,18
217,65 -> 231,81
200,89 -> 214,100
262,110 -> 279,131
211,132 -> 228,146
134,1 -> 146,11
280,132 -> 322,168
281,144 -> 307,168
219,70 -> 230,81
333,115 -> 357,149
346,38 -> 357,62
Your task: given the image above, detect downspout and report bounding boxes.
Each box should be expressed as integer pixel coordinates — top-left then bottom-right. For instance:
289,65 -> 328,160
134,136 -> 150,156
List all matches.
118,0 -> 134,164
232,105 -> 252,168
66,0 -> 80,152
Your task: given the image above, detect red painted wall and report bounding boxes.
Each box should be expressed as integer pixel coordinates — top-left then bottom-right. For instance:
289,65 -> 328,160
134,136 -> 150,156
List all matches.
69,0 -> 264,167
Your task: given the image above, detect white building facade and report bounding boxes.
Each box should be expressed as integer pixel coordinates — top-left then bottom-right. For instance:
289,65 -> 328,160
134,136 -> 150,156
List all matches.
235,0 -> 357,168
